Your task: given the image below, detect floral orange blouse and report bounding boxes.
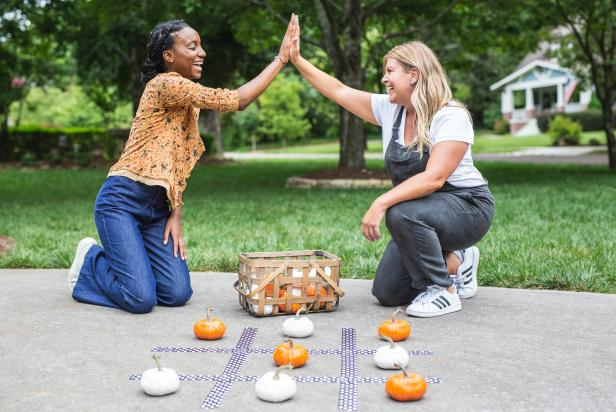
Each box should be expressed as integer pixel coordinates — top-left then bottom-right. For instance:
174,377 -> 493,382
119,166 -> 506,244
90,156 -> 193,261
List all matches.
109,72 -> 239,208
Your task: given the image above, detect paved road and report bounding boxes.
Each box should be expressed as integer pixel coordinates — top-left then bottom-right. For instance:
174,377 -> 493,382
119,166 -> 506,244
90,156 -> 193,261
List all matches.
225,146 -> 609,166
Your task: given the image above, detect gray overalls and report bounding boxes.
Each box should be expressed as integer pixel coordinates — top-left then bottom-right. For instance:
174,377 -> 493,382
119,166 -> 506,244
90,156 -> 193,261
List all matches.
371,107 -> 495,306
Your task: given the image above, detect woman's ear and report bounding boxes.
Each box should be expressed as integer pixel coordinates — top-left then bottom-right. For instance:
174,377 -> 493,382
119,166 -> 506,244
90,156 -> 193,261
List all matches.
163,49 -> 174,64
410,67 -> 419,85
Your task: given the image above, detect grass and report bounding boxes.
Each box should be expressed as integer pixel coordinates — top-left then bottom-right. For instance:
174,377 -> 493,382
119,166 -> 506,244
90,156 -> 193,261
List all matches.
242,130 -> 607,155
1,160 -> 615,293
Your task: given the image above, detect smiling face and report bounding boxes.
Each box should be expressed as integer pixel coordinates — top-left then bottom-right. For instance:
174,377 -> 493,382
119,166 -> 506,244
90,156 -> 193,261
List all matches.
381,58 -> 418,106
163,27 -> 206,79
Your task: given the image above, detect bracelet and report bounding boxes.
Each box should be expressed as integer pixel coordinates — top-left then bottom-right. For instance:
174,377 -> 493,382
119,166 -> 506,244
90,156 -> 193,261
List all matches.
274,55 -> 288,65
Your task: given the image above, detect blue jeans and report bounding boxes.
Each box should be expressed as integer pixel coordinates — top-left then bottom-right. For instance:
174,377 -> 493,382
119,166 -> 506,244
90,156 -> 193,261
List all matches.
72,176 -> 192,314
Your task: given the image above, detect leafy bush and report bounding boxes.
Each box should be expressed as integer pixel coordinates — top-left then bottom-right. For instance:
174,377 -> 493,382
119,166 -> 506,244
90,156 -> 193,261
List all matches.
7,126 -> 123,166
548,115 -> 582,146
537,110 -> 604,133
257,74 -> 310,146
493,117 -> 510,134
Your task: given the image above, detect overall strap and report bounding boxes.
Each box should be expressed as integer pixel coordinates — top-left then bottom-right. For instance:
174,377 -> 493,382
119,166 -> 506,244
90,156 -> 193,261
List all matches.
391,106 -> 404,142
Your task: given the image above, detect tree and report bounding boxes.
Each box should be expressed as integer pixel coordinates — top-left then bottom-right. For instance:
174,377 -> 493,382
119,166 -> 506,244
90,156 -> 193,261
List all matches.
546,0 -> 616,169
257,73 -> 310,146
0,0 -> 71,160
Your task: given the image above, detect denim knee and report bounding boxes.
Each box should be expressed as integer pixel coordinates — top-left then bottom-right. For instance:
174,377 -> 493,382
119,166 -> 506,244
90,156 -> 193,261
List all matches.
160,284 -> 193,307
124,290 -> 157,314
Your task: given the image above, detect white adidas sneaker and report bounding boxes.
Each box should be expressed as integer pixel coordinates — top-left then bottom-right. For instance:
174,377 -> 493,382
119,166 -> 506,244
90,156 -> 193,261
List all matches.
68,237 -> 97,292
455,246 -> 480,299
405,285 -> 461,318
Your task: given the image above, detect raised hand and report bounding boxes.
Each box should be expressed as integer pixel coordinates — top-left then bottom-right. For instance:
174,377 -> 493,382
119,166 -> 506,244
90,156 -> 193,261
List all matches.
290,14 -> 301,63
278,13 -> 296,64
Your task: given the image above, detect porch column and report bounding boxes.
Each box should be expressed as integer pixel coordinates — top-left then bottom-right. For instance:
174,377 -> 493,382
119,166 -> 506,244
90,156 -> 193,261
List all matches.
556,82 -> 564,112
501,89 -> 513,119
525,88 -> 534,118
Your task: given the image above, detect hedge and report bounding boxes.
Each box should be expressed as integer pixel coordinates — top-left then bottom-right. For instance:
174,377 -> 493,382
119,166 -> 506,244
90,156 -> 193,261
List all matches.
536,110 -> 605,133
5,126 -> 126,166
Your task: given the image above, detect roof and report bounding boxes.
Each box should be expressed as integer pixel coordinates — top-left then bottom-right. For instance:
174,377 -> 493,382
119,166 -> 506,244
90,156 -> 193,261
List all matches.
489,60 -> 570,91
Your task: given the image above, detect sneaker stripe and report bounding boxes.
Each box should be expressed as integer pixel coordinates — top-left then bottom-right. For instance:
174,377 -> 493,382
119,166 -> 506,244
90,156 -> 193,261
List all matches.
431,300 -> 444,309
464,279 -> 473,285
462,266 -> 472,275
434,297 -> 449,308
440,296 -> 451,306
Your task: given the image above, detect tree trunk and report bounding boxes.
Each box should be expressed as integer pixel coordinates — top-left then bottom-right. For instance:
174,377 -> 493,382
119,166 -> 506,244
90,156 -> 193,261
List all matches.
603,105 -> 616,169
131,35 -> 145,115
199,110 -> 225,157
0,107 -> 10,162
337,0 -> 365,170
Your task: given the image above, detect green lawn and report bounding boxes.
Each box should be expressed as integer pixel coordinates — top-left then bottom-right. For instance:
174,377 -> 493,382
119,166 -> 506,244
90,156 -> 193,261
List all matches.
1,160 -> 615,293
244,130 -> 607,155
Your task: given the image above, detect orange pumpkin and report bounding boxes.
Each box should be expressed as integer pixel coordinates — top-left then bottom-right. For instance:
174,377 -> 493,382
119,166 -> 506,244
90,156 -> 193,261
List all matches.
273,338 -> 309,368
378,307 -> 411,342
385,363 -> 427,401
194,308 -> 225,340
278,289 -> 301,313
307,283 -> 327,309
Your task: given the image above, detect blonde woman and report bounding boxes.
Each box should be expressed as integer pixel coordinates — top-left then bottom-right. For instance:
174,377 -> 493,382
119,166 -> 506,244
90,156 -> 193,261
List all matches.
290,16 -> 494,317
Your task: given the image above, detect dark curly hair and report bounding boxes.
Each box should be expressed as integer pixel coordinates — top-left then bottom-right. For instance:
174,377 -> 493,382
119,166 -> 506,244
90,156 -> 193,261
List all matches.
141,20 -> 191,85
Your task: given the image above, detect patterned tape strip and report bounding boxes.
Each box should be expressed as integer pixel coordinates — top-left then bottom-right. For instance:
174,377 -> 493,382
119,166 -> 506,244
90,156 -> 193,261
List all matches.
201,327 -> 257,409
130,374 -> 443,384
339,328 -> 359,411
152,347 -> 433,356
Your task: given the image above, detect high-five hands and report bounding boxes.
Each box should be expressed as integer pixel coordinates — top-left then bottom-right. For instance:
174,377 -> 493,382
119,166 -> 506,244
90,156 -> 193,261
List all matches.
290,14 -> 301,64
278,14 -> 297,64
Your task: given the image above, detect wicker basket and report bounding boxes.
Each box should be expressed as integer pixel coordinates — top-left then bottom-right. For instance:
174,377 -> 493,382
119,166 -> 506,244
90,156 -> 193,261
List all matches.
234,250 -> 344,317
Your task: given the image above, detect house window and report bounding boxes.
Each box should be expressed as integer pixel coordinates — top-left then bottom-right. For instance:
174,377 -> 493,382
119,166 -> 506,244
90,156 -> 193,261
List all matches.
513,90 -> 525,109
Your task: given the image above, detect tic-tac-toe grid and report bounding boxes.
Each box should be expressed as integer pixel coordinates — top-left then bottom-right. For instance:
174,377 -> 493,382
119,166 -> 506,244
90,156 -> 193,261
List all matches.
130,327 -> 443,410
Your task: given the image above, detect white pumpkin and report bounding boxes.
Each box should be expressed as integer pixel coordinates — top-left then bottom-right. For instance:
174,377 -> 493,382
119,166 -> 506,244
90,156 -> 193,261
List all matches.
250,284 -> 273,315
140,355 -> 180,396
308,266 -> 331,279
373,335 -> 409,370
282,307 -> 314,338
255,365 -> 296,402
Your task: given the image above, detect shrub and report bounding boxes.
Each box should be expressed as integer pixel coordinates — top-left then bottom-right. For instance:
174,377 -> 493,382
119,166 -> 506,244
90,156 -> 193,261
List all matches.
537,110 -> 604,133
548,115 -> 582,146
493,117 -> 510,134
7,126 -> 123,166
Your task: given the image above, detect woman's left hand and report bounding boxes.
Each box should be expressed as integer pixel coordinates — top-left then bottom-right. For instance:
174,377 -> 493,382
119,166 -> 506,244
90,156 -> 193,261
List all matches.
361,200 -> 386,242
164,207 -> 187,260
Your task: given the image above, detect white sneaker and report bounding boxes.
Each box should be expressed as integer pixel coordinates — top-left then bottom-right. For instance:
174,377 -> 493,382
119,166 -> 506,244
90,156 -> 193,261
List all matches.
405,285 -> 461,318
455,246 -> 479,299
68,237 -> 97,292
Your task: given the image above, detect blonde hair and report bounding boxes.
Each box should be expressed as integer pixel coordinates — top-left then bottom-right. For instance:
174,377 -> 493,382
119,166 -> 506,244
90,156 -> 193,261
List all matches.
383,41 -> 469,153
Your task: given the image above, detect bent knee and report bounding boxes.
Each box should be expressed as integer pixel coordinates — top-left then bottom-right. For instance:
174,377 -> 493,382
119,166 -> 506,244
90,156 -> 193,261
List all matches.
159,285 -> 193,307
125,294 -> 157,314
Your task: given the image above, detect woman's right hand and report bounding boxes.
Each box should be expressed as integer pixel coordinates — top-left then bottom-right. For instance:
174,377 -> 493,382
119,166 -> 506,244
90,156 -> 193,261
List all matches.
290,14 -> 301,64
278,14 -> 296,63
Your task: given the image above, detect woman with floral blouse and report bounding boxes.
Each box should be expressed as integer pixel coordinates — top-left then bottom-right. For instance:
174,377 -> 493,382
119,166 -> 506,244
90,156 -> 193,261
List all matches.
67,16 -> 297,313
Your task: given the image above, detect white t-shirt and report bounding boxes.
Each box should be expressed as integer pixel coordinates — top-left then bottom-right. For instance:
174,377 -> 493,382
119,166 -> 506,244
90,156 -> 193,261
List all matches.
371,93 -> 486,188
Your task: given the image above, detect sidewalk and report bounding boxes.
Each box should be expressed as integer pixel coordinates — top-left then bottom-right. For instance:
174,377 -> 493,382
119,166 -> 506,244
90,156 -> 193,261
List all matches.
225,146 -> 608,165
1,269 -> 615,411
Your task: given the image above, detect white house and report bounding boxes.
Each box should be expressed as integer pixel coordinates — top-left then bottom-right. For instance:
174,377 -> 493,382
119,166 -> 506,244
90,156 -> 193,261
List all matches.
489,59 -> 592,136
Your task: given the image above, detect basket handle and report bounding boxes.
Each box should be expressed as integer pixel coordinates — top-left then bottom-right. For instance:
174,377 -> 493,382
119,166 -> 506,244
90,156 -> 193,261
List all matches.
245,261 -> 289,299
233,280 -> 246,296
309,262 -> 345,297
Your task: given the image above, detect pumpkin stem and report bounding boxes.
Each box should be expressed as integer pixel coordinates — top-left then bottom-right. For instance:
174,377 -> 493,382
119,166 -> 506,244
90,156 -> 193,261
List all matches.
295,306 -> 303,318
206,307 -> 213,321
272,364 -> 293,380
284,337 -> 294,348
153,354 -> 162,371
378,333 -> 396,348
392,307 -> 403,322
394,362 -> 408,376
